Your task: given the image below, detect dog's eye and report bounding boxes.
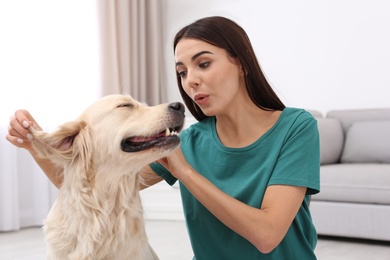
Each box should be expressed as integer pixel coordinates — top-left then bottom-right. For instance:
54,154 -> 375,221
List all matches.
117,103 -> 134,108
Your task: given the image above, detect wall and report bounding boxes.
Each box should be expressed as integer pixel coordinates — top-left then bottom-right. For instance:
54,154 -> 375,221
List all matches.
163,0 -> 390,115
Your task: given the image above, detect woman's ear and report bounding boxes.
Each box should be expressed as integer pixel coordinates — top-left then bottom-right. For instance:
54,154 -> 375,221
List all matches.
238,61 -> 248,77
233,58 -> 246,77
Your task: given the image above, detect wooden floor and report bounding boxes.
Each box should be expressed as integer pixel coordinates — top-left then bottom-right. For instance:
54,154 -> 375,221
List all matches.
1,220 -> 389,260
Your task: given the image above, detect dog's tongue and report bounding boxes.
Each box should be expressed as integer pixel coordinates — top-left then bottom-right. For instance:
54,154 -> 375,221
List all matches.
129,136 -> 154,142
129,132 -> 166,143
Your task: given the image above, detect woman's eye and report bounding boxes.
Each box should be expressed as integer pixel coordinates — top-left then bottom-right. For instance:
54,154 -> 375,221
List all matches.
178,71 -> 187,78
199,62 -> 210,69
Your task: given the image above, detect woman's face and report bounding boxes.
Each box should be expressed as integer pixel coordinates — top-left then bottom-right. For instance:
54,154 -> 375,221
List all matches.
175,38 -> 246,117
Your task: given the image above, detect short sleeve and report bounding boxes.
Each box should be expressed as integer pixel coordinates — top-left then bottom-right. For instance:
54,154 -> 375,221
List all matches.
149,162 -> 177,186
269,114 -> 320,195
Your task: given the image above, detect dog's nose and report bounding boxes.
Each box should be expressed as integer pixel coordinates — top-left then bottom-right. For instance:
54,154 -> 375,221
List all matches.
168,102 -> 185,114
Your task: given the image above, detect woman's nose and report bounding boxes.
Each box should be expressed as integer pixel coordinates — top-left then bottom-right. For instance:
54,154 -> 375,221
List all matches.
186,71 -> 200,88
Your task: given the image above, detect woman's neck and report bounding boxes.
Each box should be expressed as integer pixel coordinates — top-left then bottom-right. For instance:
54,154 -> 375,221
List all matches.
215,105 -> 282,148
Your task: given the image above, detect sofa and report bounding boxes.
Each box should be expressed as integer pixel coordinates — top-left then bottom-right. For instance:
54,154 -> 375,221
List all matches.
308,108 -> 390,241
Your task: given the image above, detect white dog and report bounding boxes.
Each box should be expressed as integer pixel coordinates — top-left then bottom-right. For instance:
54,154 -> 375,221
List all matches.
28,95 -> 185,260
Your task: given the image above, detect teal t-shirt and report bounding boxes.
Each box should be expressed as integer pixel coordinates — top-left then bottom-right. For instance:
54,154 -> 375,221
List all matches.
150,108 -> 320,260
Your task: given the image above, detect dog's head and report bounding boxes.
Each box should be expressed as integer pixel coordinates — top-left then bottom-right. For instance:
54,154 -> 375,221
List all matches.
29,95 -> 185,180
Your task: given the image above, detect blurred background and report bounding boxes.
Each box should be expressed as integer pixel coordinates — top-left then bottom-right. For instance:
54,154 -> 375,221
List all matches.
0,0 -> 389,233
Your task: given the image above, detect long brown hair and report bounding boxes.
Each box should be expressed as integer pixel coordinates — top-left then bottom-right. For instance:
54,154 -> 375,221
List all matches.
174,16 -> 285,121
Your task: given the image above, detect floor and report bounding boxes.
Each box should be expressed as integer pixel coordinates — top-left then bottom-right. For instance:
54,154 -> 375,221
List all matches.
0,220 -> 389,260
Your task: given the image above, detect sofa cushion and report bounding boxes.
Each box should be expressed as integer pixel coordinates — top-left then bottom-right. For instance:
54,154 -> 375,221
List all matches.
341,120 -> 390,163
312,164 -> 390,205
317,118 -> 344,165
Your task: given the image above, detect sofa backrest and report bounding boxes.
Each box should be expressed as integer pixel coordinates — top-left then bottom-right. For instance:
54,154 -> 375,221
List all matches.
321,108 -> 390,164
326,108 -> 390,132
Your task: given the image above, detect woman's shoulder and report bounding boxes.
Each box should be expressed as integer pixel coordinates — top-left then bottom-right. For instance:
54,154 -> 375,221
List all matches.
179,117 -> 214,142
281,107 -> 317,123
275,108 -> 318,136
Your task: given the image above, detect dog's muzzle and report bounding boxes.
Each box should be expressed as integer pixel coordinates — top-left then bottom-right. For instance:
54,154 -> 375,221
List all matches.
120,102 -> 185,153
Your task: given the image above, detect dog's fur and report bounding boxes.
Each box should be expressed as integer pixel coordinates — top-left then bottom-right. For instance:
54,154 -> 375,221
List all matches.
29,95 -> 185,260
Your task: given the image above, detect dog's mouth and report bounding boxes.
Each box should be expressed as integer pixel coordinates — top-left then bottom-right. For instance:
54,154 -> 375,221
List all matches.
120,126 -> 182,153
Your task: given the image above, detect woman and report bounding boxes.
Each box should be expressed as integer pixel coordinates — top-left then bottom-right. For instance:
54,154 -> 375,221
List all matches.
7,16 -> 320,259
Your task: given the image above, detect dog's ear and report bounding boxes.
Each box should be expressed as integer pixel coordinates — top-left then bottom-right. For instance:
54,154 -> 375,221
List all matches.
29,120 -> 89,166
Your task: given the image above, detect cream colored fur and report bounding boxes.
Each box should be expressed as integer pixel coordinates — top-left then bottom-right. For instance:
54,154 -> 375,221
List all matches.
29,95 -> 184,260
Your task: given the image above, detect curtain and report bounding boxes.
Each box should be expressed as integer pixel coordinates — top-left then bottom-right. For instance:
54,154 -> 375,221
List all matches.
0,131 -> 19,231
98,0 -> 166,105
0,126 -> 58,231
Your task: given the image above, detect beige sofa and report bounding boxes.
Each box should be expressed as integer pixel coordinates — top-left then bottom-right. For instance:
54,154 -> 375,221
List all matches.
309,108 -> 390,241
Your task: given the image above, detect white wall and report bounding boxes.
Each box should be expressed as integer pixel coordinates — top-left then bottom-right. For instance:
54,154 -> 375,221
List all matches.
163,0 -> 390,115
0,0 -> 101,128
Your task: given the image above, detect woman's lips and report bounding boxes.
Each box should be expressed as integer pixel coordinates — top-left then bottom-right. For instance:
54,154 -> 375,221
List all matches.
194,94 -> 209,105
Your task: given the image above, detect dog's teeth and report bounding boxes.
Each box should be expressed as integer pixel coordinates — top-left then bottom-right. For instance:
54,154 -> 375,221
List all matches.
165,128 -> 171,136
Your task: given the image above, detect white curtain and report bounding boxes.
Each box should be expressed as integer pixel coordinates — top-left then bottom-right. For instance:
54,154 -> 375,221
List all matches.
98,0 -> 166,105
0,0 -> 99,232
0,130 -> 19,231
0,126 -> 58,231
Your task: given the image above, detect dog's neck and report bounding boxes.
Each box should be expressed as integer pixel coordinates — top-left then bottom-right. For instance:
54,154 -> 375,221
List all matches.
60,163 -> 144,215
47,165 -> 152,259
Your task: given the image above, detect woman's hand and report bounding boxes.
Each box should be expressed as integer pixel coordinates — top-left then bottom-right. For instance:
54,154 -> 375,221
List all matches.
6,109 -> 65,189
6,109 -> 42,151
157,147 -> 194,180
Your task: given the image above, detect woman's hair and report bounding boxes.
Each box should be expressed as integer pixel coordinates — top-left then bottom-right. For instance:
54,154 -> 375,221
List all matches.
173,16 -> 285,121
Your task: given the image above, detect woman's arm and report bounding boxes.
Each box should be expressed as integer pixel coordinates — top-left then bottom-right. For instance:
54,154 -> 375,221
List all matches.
7,109 -> 64,189
158,148 -> 306,254
30,150 -> 64,189
183,172 -> 305,253
139,165 -> 164,190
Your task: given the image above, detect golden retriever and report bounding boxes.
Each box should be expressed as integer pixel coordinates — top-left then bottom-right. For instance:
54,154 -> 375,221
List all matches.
28,94 -> 185,260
